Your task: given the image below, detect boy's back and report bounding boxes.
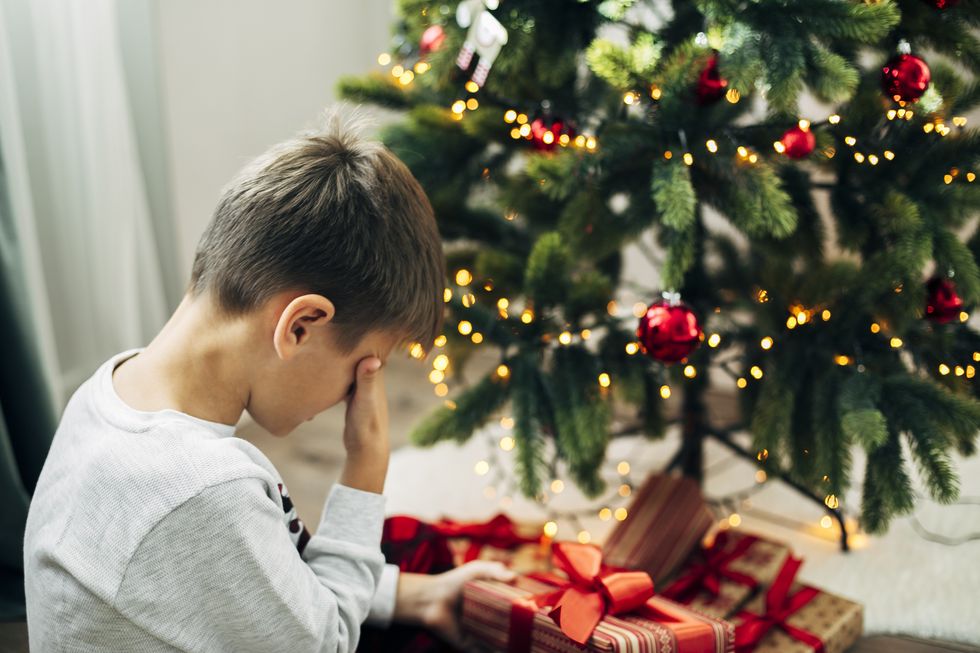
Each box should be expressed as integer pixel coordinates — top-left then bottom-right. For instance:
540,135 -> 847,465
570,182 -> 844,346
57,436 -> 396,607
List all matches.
24,347 -> 393,651
22,107 -> 469,651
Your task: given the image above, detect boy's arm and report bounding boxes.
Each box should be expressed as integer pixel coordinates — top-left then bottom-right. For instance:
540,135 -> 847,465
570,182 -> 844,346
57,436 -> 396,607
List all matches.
364,563 -> 399,626
114,477 -> 386,653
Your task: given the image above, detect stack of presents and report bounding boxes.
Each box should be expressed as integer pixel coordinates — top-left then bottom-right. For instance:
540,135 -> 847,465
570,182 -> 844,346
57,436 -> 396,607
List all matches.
360,472 -> 863,653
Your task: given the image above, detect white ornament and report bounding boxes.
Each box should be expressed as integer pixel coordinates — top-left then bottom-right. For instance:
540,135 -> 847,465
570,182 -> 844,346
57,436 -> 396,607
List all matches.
456,0 -> 508,88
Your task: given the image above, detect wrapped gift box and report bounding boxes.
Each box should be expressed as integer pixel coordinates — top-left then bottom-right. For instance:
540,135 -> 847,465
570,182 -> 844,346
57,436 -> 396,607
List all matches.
602,473 -> 716,584
662,530 -> 794,619
461,542 -> 735,653
730,556 -> 862,653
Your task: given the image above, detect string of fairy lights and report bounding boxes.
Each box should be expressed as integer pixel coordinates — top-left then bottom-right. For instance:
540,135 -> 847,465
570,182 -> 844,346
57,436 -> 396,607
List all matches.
375,50 -> 975,183
378,31 -> 978,546
400,259 -> 978,542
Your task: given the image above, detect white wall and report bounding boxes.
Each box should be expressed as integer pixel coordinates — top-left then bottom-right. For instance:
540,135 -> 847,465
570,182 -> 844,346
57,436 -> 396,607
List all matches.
154,0 -> 395,283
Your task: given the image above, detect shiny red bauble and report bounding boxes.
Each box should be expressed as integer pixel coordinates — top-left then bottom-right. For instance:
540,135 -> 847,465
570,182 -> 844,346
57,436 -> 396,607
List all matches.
925,276 -> 964,324
881,53 -> 931,103
780,124 -> 816,159
529,116 -> 576,152
419,25 -> 446,57
636,300 -> 703,363
695,54 -> 728,105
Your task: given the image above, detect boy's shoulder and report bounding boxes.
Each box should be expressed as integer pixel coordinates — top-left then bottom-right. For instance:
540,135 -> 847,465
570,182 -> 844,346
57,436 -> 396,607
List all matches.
26,393 -> 286,604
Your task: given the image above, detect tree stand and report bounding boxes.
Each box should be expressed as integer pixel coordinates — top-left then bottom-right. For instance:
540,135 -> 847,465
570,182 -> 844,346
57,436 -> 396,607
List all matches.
661,383 -> 850,551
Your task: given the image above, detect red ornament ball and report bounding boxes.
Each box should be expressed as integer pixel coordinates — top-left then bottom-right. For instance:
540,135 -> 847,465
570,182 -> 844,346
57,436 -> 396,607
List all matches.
881,53 -> 931,103
925,276 -> 964,324
779,124 -> 816,159
922,0 -> 958,7
695,54 -> 728,105
636,300 -> 703,363
419,25 -> 446,57
529,116 -> 576,152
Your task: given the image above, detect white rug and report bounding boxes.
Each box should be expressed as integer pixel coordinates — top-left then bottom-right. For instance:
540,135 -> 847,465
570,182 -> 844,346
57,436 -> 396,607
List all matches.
384,423 -> 980,646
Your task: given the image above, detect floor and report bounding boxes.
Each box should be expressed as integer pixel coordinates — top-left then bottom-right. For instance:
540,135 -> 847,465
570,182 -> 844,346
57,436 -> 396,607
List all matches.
4,346 -> 977,651
1,620 -> 975,652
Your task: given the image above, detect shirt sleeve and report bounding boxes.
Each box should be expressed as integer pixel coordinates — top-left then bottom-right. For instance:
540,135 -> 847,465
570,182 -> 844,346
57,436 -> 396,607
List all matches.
113,478 -> 386,653
365,563 -> 399,627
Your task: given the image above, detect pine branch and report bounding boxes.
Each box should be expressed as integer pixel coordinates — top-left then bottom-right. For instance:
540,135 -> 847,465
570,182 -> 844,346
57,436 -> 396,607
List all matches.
524,232 -> 573,310
512,352 -> 549,498
409,372 -> 511,446
861,428 -> 915,534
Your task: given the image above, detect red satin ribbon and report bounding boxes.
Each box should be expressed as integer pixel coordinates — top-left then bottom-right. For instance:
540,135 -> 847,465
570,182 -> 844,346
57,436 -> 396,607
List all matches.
382,513 -> 539,573
433,513 -> 540,562
733,556 -> 825,653
506,542 -> 716,653
663,531 -> 760,601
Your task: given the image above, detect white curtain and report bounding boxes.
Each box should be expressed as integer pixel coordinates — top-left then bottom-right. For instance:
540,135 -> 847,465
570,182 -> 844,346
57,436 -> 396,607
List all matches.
0,0 -> 169,408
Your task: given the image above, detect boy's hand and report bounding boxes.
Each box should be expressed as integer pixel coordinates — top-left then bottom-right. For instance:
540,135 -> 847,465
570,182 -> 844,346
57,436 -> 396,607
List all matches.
339,356 -> 389,494
394,561 -> 517,649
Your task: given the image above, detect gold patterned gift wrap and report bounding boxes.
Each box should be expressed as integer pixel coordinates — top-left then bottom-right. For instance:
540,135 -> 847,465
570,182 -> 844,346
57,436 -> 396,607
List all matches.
661,530 -> 794,619
729,556 -> 863,653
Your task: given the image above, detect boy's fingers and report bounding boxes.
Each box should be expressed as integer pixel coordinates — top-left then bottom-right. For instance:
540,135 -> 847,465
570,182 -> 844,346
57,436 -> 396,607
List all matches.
359,357 -> 382,377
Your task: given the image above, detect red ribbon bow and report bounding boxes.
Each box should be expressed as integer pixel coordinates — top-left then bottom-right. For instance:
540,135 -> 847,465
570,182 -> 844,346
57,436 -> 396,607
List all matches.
542,542 -> 656,644
733,555 -> 825,653
510,542 -> 653,652
663,531 -> 760,601
507,541 -> 719,652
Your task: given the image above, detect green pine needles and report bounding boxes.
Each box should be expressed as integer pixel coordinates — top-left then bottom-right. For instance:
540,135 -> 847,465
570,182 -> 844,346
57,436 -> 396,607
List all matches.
341,0 -> 980,534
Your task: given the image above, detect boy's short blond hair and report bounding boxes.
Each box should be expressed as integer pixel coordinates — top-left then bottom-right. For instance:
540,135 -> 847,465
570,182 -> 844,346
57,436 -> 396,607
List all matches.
187,104 -> 445,358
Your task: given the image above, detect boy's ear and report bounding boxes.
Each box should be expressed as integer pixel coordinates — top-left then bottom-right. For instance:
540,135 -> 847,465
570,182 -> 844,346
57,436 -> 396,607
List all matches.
273,293 -> 336,360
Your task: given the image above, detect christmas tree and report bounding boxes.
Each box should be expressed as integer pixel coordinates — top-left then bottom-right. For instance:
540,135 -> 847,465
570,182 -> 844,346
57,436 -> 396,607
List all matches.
339,0 -> 980,537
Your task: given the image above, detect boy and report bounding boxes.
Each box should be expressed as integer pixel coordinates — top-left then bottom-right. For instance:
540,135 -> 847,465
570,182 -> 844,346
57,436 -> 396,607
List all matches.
23,106 -> 514,652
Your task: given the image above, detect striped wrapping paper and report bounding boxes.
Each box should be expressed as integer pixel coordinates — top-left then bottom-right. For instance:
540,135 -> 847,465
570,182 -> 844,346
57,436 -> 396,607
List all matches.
461,575 -> 735,653
602,473 -> 716,584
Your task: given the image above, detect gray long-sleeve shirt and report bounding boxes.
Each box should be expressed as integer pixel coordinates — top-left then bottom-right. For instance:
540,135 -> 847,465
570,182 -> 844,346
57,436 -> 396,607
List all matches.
23,347 -> 399,652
